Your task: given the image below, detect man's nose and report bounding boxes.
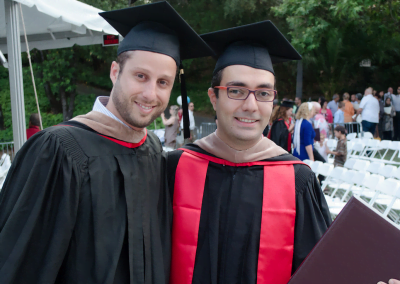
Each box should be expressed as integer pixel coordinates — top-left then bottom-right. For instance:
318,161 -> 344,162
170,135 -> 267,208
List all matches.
142,81 -> 157,102
241,92 -> 258,112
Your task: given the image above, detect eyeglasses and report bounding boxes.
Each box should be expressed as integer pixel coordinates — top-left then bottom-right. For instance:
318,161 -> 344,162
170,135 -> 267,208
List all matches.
214,86 -> 277,102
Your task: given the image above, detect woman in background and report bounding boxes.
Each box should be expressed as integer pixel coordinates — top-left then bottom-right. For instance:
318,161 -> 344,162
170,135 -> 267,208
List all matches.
268,100 -> 295,152
293,102 -> 316,161
161,105 -> 180,150
319,97 -> 333,123
382,97 -> 396,140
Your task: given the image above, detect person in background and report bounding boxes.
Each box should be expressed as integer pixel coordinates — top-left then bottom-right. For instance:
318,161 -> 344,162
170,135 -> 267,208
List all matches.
327,93 -> 340,116
293,102 -> 316,161
268,100 -> 295,152
351,94 -> 358,107
180,101 -> 196,144
384,87 -> 394,101
343,93 -> 354,123
294,96 -> 301,114
317,133 -> 328,162
357,87 -> 380,135
382,97 -> 396,141
334,101 -> 345,124
326,125 -> 347,167
26,113 -> 41,140
161,105 -> 179,150
356,93 -> 362,104
391,86 -> 400,141
311,101 -> 327,163
319,97 -> 333,123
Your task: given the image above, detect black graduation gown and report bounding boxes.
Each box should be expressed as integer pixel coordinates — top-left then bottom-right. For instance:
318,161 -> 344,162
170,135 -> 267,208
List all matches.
269,119 -> 290,152
0,121 -> 171,284
167,144 -> 331,284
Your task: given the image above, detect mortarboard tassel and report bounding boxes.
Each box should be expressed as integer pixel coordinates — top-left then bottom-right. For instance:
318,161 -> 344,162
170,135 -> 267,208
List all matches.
180,62 -> 190,139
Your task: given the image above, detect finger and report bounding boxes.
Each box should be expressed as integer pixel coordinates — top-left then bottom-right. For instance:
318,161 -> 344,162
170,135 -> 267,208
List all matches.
377,282 -> 386,284
389,279 -> 400,284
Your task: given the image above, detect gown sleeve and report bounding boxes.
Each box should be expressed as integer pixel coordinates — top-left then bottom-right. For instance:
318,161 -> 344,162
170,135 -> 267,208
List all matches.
292,165 -> 332,273
0,129 -> 86,283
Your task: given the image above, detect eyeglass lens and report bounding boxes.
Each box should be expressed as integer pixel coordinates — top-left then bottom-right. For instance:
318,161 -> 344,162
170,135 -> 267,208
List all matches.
227,87 -> 275,102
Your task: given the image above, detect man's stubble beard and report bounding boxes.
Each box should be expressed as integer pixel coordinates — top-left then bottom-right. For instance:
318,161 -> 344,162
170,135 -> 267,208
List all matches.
112,79 -> 164,129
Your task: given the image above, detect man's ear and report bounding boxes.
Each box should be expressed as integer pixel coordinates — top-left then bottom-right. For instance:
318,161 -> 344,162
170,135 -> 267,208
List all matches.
110,61 -> 120,85
208,88 -> 217,112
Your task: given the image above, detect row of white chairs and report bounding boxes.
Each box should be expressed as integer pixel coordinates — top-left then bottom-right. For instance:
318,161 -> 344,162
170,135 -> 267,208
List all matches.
304,158 -> 400,228
323,138 -> 400,166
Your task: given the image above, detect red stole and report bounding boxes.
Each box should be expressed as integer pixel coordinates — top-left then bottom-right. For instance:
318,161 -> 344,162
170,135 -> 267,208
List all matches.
170,148 -> 305,284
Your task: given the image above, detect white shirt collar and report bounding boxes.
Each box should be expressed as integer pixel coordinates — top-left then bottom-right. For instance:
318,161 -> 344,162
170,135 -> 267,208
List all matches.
92,96 -> 130,128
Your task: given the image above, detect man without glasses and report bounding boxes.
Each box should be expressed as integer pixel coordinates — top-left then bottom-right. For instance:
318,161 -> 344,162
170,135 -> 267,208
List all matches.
0,2 -> 212,283
166,21 -> 331,284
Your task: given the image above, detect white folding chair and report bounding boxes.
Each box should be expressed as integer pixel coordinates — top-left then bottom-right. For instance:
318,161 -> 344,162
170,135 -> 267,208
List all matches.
380,179 -> 400,223
344,158 -> 357,170
327,139 -> 337,150
0,155 -> 11,180
349,143 -> 366,158
0,153 -> 7,166
311,161 -> 323,174
366,161 -> 385,175
373,140 -> 393,160
362,132 -> 374,139
368,178 -> 400,222
317,163 -> 334,178
327,170 -> 358,216
346,133 -> 357,140
321,167 -> 348,192
393,167 -> 400,180
358,174 -> 385,202
360,139 -> 380,158
346,141 -> 354,156
341,171 -> 371,201
303,159 -> 313,168
378,165 -> 398,178
352,159 -> 370,172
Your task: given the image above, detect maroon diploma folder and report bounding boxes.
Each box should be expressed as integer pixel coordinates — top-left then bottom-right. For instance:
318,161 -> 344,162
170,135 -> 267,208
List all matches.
289,197 -> 400,284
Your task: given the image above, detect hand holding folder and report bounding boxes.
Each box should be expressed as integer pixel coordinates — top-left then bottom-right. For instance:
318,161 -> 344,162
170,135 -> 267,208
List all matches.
378,280 -> 400,284
288,197 -> 400,284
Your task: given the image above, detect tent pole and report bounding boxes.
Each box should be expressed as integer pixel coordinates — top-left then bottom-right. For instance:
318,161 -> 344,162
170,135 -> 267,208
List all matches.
295,60 -> 303,99
5,0 -> 26,153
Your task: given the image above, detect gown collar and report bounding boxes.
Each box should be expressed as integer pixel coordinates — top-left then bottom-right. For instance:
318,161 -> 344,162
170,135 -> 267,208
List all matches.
71,111 -> 146,144
194,132 -> 287,164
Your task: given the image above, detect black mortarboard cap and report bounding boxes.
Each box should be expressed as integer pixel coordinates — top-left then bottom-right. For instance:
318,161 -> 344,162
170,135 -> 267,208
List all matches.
281,100 -> 295,108
99,1 -> 213,65
100,1 -> 214,138
201,21 -> 302,75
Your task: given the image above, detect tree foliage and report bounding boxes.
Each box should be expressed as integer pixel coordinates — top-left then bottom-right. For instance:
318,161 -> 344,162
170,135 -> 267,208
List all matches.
273,0 -> 400,98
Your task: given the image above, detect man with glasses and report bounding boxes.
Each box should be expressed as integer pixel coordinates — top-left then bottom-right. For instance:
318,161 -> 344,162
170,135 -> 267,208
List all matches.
166,22 -> 331,284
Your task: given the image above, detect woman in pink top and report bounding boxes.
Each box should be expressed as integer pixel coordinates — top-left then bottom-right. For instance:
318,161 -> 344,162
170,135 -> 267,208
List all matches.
319,97 -> 333,123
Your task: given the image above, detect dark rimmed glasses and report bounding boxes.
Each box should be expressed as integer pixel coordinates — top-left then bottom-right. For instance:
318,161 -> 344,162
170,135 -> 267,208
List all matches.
214,86 -> 277,102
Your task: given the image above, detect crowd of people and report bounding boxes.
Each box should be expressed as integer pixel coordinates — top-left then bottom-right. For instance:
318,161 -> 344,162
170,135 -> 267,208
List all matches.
268,85 -> 400,167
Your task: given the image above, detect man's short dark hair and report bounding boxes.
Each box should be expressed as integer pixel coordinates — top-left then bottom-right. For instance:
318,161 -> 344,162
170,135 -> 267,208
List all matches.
211,69 -> 224,98
338,101 -> 345,108
29,113 -> 40,127
116,51 -> 133,75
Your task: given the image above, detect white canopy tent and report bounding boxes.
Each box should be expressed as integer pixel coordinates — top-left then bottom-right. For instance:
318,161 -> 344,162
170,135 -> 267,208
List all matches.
0,0 -> 118,152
